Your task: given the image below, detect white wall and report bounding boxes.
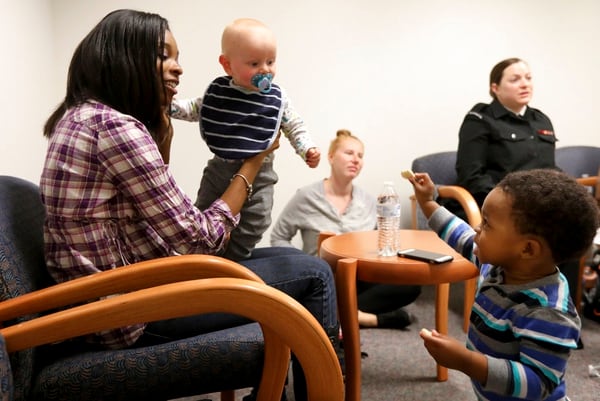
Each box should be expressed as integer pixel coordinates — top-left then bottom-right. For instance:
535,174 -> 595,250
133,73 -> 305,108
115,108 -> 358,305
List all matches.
2,0 -> 599,247
0,0 -> 54,183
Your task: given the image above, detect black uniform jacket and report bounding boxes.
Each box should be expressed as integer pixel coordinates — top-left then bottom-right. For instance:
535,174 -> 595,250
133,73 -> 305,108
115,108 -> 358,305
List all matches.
456,99 -> 557,206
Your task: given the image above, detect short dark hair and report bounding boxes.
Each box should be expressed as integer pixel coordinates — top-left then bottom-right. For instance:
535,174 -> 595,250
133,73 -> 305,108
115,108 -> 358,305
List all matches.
44,9 -> 169,139
489,57 -> 524,99
497,169 -> 600,263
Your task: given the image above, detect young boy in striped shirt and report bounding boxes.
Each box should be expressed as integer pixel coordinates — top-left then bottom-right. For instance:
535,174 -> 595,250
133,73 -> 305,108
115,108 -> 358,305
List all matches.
408,168 -> 599,401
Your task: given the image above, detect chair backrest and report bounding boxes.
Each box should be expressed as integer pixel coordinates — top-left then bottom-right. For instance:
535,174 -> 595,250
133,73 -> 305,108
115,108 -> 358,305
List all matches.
555,146 -> 600,178
411,151 -> 458,185
0,176 -> 53,302
0,175 -> 54,401
410,151 -> 459,229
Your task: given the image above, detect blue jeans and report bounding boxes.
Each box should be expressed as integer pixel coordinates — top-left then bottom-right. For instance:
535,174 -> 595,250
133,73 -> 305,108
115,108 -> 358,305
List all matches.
142,246 -> 338,341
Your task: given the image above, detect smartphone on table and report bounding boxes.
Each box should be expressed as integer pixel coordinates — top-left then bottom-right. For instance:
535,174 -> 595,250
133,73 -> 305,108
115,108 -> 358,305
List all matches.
397,248 -> 453,264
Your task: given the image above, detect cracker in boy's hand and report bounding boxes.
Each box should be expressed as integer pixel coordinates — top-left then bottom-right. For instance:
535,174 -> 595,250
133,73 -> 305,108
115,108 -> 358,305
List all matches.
420,328 -> 432,337
401,169 -> 415,179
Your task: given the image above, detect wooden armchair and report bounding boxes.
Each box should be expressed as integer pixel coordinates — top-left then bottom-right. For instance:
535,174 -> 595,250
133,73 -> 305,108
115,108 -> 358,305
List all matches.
0,175 -> 344,401
0,278 -> 344,401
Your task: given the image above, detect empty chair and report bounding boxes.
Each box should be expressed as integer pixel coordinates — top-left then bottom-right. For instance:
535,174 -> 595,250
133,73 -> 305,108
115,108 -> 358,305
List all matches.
555,145 -> 600,179
410,151 -> 458,229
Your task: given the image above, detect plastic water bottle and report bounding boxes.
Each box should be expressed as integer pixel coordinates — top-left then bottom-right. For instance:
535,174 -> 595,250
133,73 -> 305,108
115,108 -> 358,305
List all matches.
377,181 -> 401,256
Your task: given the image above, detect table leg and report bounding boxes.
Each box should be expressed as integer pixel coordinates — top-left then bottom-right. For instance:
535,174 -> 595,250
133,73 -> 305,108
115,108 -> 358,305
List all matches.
434,283 -> 449,382
335,258 -> 360,401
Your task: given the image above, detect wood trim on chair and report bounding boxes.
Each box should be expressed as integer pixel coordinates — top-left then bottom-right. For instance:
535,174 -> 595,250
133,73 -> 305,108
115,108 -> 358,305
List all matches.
0,254 -> 263,323
0,255 -> 267,401
437,186 -> 481,227
1,278 -> 344,401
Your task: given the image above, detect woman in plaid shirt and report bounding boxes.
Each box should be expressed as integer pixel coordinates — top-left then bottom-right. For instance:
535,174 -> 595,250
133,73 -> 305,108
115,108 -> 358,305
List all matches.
40,10 -> 338,401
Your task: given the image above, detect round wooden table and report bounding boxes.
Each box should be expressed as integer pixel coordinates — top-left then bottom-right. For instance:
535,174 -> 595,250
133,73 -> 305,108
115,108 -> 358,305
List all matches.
319,230 -> 478,401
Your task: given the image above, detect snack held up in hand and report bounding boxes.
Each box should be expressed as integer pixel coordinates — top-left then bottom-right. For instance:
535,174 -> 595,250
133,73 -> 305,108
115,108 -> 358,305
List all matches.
401,169 -> 415,180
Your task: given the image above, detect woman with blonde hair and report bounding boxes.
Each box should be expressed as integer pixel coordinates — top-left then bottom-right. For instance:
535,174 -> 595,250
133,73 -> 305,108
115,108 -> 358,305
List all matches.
272,129 -> 420,329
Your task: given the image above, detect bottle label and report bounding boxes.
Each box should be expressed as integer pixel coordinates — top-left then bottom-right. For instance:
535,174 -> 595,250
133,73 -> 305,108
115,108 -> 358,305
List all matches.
377,203 -> 401,217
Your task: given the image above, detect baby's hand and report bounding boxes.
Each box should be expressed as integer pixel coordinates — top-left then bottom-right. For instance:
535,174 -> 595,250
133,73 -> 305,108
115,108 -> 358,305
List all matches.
305,147 -> 321,168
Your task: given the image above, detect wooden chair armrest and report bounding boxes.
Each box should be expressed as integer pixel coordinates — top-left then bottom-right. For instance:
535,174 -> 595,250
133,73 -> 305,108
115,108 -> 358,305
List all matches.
437,185 -> 482,227
437,185 -> 481,333
0,254 -> 262,322
410,194 -> 418,229
410,185 -> 481,229
576,175 -> 599,187
0,278 -> 344,401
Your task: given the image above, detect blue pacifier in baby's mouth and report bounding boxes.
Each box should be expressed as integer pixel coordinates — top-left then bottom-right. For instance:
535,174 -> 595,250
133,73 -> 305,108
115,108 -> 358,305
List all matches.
251,73 -> 273,93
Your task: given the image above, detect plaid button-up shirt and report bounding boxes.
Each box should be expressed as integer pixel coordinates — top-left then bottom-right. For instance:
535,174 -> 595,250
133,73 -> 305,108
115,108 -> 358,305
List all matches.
40,101 -> 239,348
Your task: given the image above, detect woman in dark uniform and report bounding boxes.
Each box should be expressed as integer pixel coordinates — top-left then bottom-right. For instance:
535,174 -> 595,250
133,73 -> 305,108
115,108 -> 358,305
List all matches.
453,58 -> 587,347
456,57 -> 557,207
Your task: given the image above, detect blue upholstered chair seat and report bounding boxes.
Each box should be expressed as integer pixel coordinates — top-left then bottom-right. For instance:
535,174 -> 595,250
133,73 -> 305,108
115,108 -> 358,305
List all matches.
30,324 -> 263,401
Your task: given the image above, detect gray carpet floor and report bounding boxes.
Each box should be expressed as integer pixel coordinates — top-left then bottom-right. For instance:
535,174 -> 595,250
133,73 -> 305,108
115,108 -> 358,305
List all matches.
179,282 -> 600,401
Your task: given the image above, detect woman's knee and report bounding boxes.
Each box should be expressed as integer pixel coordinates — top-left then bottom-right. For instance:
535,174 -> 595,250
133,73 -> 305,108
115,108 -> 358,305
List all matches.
240,252 -> 332,285
298,254 -> 334,283
251,246 -> 304,258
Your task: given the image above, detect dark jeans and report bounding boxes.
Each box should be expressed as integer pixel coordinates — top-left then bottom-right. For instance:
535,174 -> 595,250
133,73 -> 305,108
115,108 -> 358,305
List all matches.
142,247 -> 337,338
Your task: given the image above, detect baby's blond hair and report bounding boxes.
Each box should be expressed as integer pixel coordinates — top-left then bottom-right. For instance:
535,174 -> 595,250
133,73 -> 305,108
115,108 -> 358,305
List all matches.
221,18 -> 274,56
